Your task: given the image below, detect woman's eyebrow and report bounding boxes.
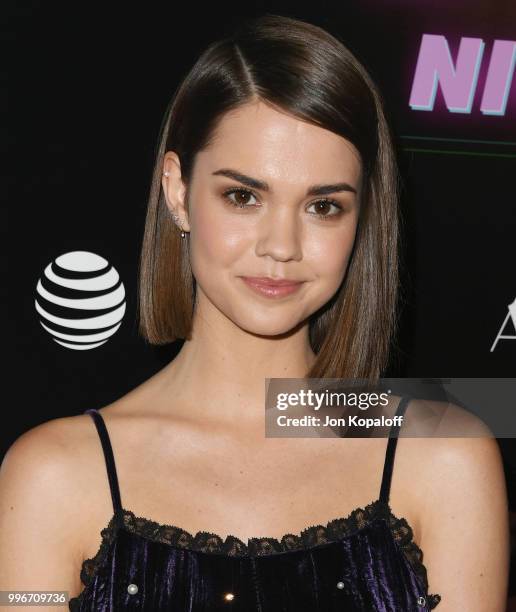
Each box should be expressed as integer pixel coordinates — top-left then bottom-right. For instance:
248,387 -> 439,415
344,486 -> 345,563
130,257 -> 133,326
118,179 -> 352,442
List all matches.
212,168 -> 357,195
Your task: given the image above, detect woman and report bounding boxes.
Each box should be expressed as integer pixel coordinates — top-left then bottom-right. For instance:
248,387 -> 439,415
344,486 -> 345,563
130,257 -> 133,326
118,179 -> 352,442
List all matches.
0,13 -> 510,611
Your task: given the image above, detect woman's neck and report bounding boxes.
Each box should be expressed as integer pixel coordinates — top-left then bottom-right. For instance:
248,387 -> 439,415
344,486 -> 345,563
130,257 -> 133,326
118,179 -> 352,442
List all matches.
154,300 -> 316,435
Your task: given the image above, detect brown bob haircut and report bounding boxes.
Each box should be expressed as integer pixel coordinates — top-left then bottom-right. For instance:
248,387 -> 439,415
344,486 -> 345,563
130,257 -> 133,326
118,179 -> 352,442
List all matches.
138,13 -> 402,383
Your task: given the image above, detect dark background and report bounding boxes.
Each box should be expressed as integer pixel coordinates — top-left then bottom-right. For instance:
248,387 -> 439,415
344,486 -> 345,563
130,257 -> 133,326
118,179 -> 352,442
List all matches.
3,0 -> 516,605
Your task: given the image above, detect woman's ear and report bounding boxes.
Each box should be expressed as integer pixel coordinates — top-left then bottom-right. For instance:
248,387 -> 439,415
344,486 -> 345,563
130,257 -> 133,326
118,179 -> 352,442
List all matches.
162,150 -> 191,232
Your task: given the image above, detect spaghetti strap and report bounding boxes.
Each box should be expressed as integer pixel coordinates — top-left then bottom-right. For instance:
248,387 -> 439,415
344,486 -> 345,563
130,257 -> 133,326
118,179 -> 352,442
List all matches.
379,395 -> 411,504
85,408 -> 123,519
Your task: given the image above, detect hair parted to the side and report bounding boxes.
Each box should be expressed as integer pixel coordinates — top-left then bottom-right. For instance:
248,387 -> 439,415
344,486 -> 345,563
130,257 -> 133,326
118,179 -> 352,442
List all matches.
137,13 -> 402,383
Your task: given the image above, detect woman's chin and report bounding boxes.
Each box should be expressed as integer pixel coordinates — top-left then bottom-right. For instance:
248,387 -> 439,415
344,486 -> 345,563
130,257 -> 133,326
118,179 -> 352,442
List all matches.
234,315 -> 306,338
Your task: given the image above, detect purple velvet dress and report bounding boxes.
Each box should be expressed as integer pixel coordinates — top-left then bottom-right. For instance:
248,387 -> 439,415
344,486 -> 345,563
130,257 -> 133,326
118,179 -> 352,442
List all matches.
69,396 -> 441,611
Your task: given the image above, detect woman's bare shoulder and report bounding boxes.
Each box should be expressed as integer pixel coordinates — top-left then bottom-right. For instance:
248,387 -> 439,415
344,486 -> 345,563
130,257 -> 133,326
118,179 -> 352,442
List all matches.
0,405 -> 134,540
0,410 -> 120,593
412,434 -> 509,608
0,411 -> 113,541
1,413 -> 98,481
396,397 -> 504,523
389,397 -> 509,608
398,396 -> 494,437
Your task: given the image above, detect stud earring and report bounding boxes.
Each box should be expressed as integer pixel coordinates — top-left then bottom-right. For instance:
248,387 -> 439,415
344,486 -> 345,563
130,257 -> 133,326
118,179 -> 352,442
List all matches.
164,173 -> 187,237
171,212 -> 187,238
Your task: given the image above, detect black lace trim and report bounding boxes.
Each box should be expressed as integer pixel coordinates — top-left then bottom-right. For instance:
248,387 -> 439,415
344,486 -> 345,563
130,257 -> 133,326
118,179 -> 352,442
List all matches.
71,499 -> 441,609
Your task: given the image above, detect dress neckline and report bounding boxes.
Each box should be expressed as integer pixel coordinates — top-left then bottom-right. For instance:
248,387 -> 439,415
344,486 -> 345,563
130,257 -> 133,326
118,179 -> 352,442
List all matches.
116,498 -> 408,558
73,496 -> 441,609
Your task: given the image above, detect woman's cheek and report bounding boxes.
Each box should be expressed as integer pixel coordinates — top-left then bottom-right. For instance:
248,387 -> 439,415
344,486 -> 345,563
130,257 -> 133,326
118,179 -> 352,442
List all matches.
190,206 -> 249,281
308,229 -> 355,283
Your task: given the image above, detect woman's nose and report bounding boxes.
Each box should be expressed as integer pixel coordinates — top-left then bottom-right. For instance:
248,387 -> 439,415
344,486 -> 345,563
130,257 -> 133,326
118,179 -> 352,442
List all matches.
255,208 -> 303,262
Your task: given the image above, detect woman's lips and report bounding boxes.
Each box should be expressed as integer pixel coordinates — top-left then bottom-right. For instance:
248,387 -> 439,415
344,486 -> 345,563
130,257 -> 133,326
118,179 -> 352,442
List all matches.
240,276 -> 304,298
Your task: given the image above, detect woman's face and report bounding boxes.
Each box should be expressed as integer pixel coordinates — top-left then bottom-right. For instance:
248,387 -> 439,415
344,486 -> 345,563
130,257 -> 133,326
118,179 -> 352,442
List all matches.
163,99 -> 362,337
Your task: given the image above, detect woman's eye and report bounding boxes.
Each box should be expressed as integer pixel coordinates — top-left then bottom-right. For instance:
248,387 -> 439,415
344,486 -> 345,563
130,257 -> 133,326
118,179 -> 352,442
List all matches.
223,188 -> 258,208
307,199 -> 343,219
222,188 -> 343,219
